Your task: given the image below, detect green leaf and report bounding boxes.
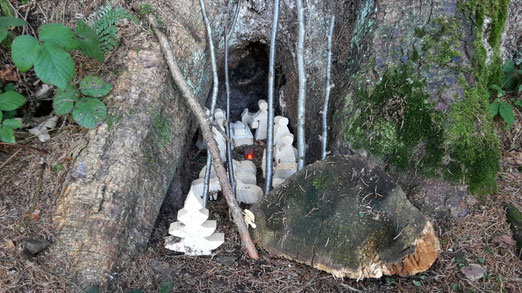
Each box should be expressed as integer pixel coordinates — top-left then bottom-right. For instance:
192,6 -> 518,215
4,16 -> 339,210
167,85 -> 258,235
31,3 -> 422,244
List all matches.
0,126 -> 15,143
502,60 -> 515,75
0,16 -> 28,27
3,118 -> 21,129
53,85 -> 79,115
515,100 -> 522,107
0,110 -> 3,122
34,42 -> 75,89
39,23 -> 79,51
0,27 -> 7,43
489,101 -> 500,116
159,282 -> 173,293
80,75 -> 113,97
72,98 -> 106,128
4,83 -> 15,91
11,35 -> 40,72
501,75 -> 519,91
412,280 -> 421,287
499,101 -> 514,126
489,84 -> 505,97
85,286 -> 99,293
76,21 -> 104,62
0,91 -> 26,111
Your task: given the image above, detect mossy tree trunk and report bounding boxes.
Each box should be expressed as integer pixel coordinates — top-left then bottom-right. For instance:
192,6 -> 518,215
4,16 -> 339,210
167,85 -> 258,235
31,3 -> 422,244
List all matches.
330,0 -> 511,196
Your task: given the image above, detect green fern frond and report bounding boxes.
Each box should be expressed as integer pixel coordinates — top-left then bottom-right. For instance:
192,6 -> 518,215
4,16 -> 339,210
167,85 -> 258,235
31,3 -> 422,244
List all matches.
85,2 -> 138,54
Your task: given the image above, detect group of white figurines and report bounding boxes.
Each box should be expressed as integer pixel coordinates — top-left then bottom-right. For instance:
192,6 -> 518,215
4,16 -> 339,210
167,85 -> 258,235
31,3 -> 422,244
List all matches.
165,99 -> 298,255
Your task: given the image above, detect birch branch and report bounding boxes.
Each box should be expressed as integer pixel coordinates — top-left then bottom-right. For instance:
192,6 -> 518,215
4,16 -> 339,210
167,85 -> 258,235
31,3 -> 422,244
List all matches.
145,14 -> 259,259
199,0 -> 220,207
296,0 -> 307,171
321,15 -> 335,160
264,0 -> 281,195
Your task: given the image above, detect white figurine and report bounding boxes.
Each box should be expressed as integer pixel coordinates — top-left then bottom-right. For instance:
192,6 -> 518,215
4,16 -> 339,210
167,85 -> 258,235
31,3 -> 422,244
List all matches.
273,116 -> 290,146
274,133 -> 297,164
251,100 -> 268,140
231,121 -> 254,147
164,183 -> 224,255
241,108 -> 255,128
236,180 -> 263,204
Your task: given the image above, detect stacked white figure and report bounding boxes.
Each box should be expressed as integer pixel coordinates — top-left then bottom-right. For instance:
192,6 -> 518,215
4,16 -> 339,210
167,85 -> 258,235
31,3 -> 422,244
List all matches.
198,159 -> 263,204
164,182 -> 224,255
272,133 -> 298,188
231,121 -> 254,147
273,116 -> 290,146
251,100 -> 268,141
212,109 -> 229,162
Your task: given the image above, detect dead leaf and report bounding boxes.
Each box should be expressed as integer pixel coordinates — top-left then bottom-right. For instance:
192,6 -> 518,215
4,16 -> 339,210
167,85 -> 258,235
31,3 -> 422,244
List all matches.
492,234 -> 516,248
0,66 -> 19,82
461,264 -> 485,281
31,209 -> 41,222
6,239 -> 15,253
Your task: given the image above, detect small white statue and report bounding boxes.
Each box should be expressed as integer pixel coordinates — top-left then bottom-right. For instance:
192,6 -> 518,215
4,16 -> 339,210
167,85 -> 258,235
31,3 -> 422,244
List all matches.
231,121 -> 254,147
274,133 -> 297,164
273,116 -> 290,146
251,100 -> 268,140
241,108 -> 255,128
236,180 -> 263,204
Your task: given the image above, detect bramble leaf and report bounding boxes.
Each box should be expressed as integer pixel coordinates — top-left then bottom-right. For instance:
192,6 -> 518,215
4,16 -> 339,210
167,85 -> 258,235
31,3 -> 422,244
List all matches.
0,16 -> 27,27
11,35 -> 40,72
3,118 -> 22,129
72,98 -> 106,128
489,100 -> 500,116
0,126 -> 15,143
53,85 -> 79,115
0,27 -> 7,42
80,75 -> 113,97
0,91 -> 26,111
39,23 -> 79,51
76,21 -> 104,62
34,42 -> 75,89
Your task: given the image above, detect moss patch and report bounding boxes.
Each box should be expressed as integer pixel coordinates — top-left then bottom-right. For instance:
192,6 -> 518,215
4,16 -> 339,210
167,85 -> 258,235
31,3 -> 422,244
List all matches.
342,64 -> 444,174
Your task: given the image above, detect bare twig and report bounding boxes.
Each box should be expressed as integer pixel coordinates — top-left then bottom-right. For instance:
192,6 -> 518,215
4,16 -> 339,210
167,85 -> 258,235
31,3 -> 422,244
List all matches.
321,15 -> 335,160
264,0 -> 280,195
199,0 -> 220,207
296,0 -> 307,170
145,15 -> 258,259
0,148 -> 22,170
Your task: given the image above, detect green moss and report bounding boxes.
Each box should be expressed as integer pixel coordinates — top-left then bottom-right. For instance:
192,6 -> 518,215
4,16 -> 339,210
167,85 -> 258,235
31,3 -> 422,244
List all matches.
418,17 -> 462,67
342,64 -> 444,172
152,113 -> 172,147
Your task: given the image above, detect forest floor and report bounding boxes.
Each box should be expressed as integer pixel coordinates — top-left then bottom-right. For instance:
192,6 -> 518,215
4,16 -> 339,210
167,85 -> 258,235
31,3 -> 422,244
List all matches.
1,0 -> 522,292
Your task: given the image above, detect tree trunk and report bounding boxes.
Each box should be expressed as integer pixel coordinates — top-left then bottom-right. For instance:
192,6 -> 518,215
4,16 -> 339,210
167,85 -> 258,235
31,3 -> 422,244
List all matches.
330,0 -> 511,196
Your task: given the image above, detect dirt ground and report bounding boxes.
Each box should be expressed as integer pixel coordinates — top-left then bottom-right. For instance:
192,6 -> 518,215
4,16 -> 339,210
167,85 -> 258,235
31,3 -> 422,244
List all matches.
1,1 -> 522,292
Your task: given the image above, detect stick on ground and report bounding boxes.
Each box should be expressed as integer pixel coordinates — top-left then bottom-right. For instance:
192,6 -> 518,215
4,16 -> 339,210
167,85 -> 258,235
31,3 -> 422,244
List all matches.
145,15 -> 259,260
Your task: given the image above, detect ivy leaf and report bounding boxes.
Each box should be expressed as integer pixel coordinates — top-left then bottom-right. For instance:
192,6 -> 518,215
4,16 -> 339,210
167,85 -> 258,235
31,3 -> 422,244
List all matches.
3,118 -> 21,129
489,100 -> 500,116
72,98 -> 106,128
502,60 -> 515,75
53,85 -> 79,115
0,16 -> 28,27
499,101 -> 514,126
39,23 -> 79,51
75,21 -> 104,62
0,27 -> 7,43
11,35 -> 40,72
80,75 -> 113,97
0,126 -> 15,143
0,91 -> 26,111
34,42 -> 75,89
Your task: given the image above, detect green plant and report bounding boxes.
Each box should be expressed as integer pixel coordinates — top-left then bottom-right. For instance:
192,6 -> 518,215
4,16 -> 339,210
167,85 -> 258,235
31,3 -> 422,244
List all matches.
85,2 -> 138,54
11,21 -> 104,90
0,85 -> 26,143
488,60 -> 522,126
0,16 -> 27,43
53,75 -> 112,128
